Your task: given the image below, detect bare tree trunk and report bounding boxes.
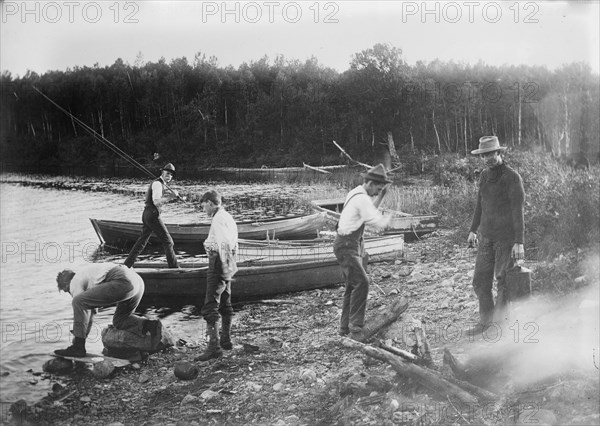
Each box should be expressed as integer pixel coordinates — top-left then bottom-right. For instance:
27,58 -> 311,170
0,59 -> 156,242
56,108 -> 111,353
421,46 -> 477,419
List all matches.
224,99 -> 229,143
517,84 -> 522,146
97,109 -> 105,139
371,122 -> 375,148
119,101 -> 126,139
432,110 -> 441,154
463,110 -> 468,156
386,131 -> 400,165
562,90 -> 570,156
280,90 -> 284,146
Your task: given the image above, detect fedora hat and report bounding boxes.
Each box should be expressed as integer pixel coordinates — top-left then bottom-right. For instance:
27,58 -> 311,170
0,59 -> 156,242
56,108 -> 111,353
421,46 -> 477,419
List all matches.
161,163 -> 176,175
471,136 -> 507,155
360,163 -> 392,184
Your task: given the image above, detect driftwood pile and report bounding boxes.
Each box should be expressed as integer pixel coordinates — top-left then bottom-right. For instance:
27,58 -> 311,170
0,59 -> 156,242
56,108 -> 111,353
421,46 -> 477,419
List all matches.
338,296 -> 517,424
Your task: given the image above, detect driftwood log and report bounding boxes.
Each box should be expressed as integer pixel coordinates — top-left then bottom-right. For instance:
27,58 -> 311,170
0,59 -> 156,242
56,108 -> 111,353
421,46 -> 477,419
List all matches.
442,348 -> 499,402
342,338 -> 479,405
378,341 -> 418,361
352,297 -> 409,343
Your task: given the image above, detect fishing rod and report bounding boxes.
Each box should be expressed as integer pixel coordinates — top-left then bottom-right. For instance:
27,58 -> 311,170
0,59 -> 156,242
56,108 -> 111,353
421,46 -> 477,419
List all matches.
32,86 -> 189,203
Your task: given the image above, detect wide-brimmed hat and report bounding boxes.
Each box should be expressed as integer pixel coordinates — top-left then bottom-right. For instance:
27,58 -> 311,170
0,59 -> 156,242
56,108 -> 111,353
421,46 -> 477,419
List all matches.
471,136 -> 507,155
161,163 -> 176,175
360,163 -> 392,184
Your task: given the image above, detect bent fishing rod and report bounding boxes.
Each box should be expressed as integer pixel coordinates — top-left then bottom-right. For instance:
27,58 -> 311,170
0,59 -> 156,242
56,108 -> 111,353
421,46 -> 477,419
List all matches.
32,86 -> 188,203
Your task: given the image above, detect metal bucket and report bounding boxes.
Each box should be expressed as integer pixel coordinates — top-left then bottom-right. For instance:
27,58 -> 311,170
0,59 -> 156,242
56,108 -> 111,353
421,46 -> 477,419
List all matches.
506,265 -> 532,301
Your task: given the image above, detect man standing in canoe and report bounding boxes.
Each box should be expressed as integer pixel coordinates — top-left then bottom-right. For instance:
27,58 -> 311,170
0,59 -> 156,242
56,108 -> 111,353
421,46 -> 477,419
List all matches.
334,164 -> 392,340
124,163 -> 180,268
54,263 -> 159,357
468,136 -> 525,334
196,190 -> 239,361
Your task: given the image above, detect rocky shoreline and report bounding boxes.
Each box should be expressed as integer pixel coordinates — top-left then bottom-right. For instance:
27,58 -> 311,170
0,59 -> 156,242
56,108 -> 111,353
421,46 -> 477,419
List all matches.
5,231 -> 599,426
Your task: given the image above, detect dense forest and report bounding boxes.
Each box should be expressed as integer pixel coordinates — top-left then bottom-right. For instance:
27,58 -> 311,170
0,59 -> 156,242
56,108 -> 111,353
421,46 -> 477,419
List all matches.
1,43 -> 598,171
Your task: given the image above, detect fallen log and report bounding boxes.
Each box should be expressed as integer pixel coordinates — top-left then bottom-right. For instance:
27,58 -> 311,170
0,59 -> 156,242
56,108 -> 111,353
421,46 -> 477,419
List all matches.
442,348 -> 499,401
342,338 -> 479,405
378,341 -> 418,361
352,296 -> 409,343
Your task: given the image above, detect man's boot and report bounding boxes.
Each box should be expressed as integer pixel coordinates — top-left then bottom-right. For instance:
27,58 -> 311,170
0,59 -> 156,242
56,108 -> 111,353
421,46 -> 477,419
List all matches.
220,316 -> 233,350
54,337 -> 86,357
195,322 -> 223,361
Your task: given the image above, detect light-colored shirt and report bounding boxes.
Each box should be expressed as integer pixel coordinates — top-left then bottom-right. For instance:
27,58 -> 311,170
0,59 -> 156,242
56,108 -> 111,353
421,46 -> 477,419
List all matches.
69,263 -> 118,297
151,179 -> 164,206
203,207 -> 239,279
337,186 -> 387,236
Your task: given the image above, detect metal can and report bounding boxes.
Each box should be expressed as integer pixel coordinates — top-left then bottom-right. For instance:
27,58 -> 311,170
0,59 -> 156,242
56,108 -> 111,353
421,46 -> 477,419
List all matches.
506,265 -> 532,301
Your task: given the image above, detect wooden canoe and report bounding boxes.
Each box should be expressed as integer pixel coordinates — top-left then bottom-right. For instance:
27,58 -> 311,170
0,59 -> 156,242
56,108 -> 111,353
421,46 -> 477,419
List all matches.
311,198 -> 439,239
89,212 -> 328,248
135,258 -> 346,307
134,234 -> 404,267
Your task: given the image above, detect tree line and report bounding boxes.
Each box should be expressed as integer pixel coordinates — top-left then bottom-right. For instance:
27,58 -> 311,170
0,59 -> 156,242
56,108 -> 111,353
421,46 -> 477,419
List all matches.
1,43 -> 598,172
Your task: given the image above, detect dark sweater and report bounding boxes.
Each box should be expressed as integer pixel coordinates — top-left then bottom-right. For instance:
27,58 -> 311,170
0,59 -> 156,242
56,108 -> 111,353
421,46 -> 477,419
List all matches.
470,163 -> 525,243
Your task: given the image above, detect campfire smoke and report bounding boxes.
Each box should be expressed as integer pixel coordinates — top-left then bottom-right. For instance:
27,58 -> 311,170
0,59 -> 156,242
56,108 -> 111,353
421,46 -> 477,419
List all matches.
463,252 -> 600,391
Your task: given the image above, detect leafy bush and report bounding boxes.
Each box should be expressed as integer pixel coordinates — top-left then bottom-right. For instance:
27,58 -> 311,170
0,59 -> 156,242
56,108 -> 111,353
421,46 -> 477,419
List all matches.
431,153 -> 481,184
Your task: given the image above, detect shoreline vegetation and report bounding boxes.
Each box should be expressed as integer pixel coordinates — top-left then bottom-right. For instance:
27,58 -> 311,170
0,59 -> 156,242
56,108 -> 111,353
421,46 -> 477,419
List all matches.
2,46 -> 598,170
2,151 -> 599,425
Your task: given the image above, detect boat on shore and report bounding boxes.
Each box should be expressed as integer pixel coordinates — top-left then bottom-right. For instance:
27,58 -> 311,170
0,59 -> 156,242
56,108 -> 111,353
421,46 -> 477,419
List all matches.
135,258 -> 345,307
89,212 -> 328,248
134,234 -> 404,266
133,234 -> 404,307
311,198 -> 439,239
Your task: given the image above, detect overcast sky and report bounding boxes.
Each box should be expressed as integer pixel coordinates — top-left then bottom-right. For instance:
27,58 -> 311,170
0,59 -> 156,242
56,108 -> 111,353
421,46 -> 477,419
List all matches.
1,1 -> 599,77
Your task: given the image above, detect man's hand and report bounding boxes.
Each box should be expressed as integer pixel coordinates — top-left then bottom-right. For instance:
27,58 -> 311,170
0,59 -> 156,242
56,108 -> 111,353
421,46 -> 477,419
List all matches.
512,243 -> 524,265
467,232 -> 478,248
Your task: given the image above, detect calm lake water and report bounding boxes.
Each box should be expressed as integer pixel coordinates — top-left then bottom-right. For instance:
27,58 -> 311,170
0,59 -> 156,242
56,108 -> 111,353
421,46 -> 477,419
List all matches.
0,179 -> 327,405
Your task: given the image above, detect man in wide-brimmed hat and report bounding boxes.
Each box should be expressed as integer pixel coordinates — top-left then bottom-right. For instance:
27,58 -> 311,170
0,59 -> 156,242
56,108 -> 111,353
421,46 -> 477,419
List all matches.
468,136 -> 525,334
333,164 -> 392,340
124,163 -> 180,268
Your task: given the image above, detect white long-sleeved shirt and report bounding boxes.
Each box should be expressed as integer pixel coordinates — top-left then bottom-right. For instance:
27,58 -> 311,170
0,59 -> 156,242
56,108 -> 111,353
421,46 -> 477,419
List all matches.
151,180 -> 164,206
336,186 -> 387,236
204,207 -> 238,254
203,207 -> 239,279
68,262 -> 118,297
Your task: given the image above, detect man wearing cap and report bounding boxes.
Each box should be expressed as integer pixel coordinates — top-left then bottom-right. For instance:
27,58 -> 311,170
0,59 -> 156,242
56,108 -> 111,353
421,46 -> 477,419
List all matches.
124,163 -> 180,268
54,263 -> 159,357
468,136 -> 525,334
196,190 -> 239,361
334,164 -> 392,340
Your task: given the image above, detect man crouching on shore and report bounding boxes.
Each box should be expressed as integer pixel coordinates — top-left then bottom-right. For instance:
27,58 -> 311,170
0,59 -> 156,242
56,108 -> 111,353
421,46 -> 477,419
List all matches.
55,263 -> 159,357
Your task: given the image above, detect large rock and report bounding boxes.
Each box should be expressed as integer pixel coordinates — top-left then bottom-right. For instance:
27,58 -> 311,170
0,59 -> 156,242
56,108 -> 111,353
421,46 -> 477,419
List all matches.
174,361 -> 198,380
101,320 -> 175,353
92,360 -> 115,379
42,357 -> 73,374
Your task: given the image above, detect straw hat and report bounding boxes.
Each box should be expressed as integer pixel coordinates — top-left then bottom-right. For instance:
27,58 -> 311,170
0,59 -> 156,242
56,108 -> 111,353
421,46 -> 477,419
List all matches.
471,136 -> 507,155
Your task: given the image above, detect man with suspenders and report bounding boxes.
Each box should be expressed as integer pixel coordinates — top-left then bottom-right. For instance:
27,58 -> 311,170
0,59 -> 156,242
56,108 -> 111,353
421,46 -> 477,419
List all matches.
333,164 -> 392,340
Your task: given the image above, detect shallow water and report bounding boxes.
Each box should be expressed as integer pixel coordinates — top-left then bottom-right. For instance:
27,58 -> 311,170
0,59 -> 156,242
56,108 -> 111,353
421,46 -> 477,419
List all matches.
0,180 -> 322,405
